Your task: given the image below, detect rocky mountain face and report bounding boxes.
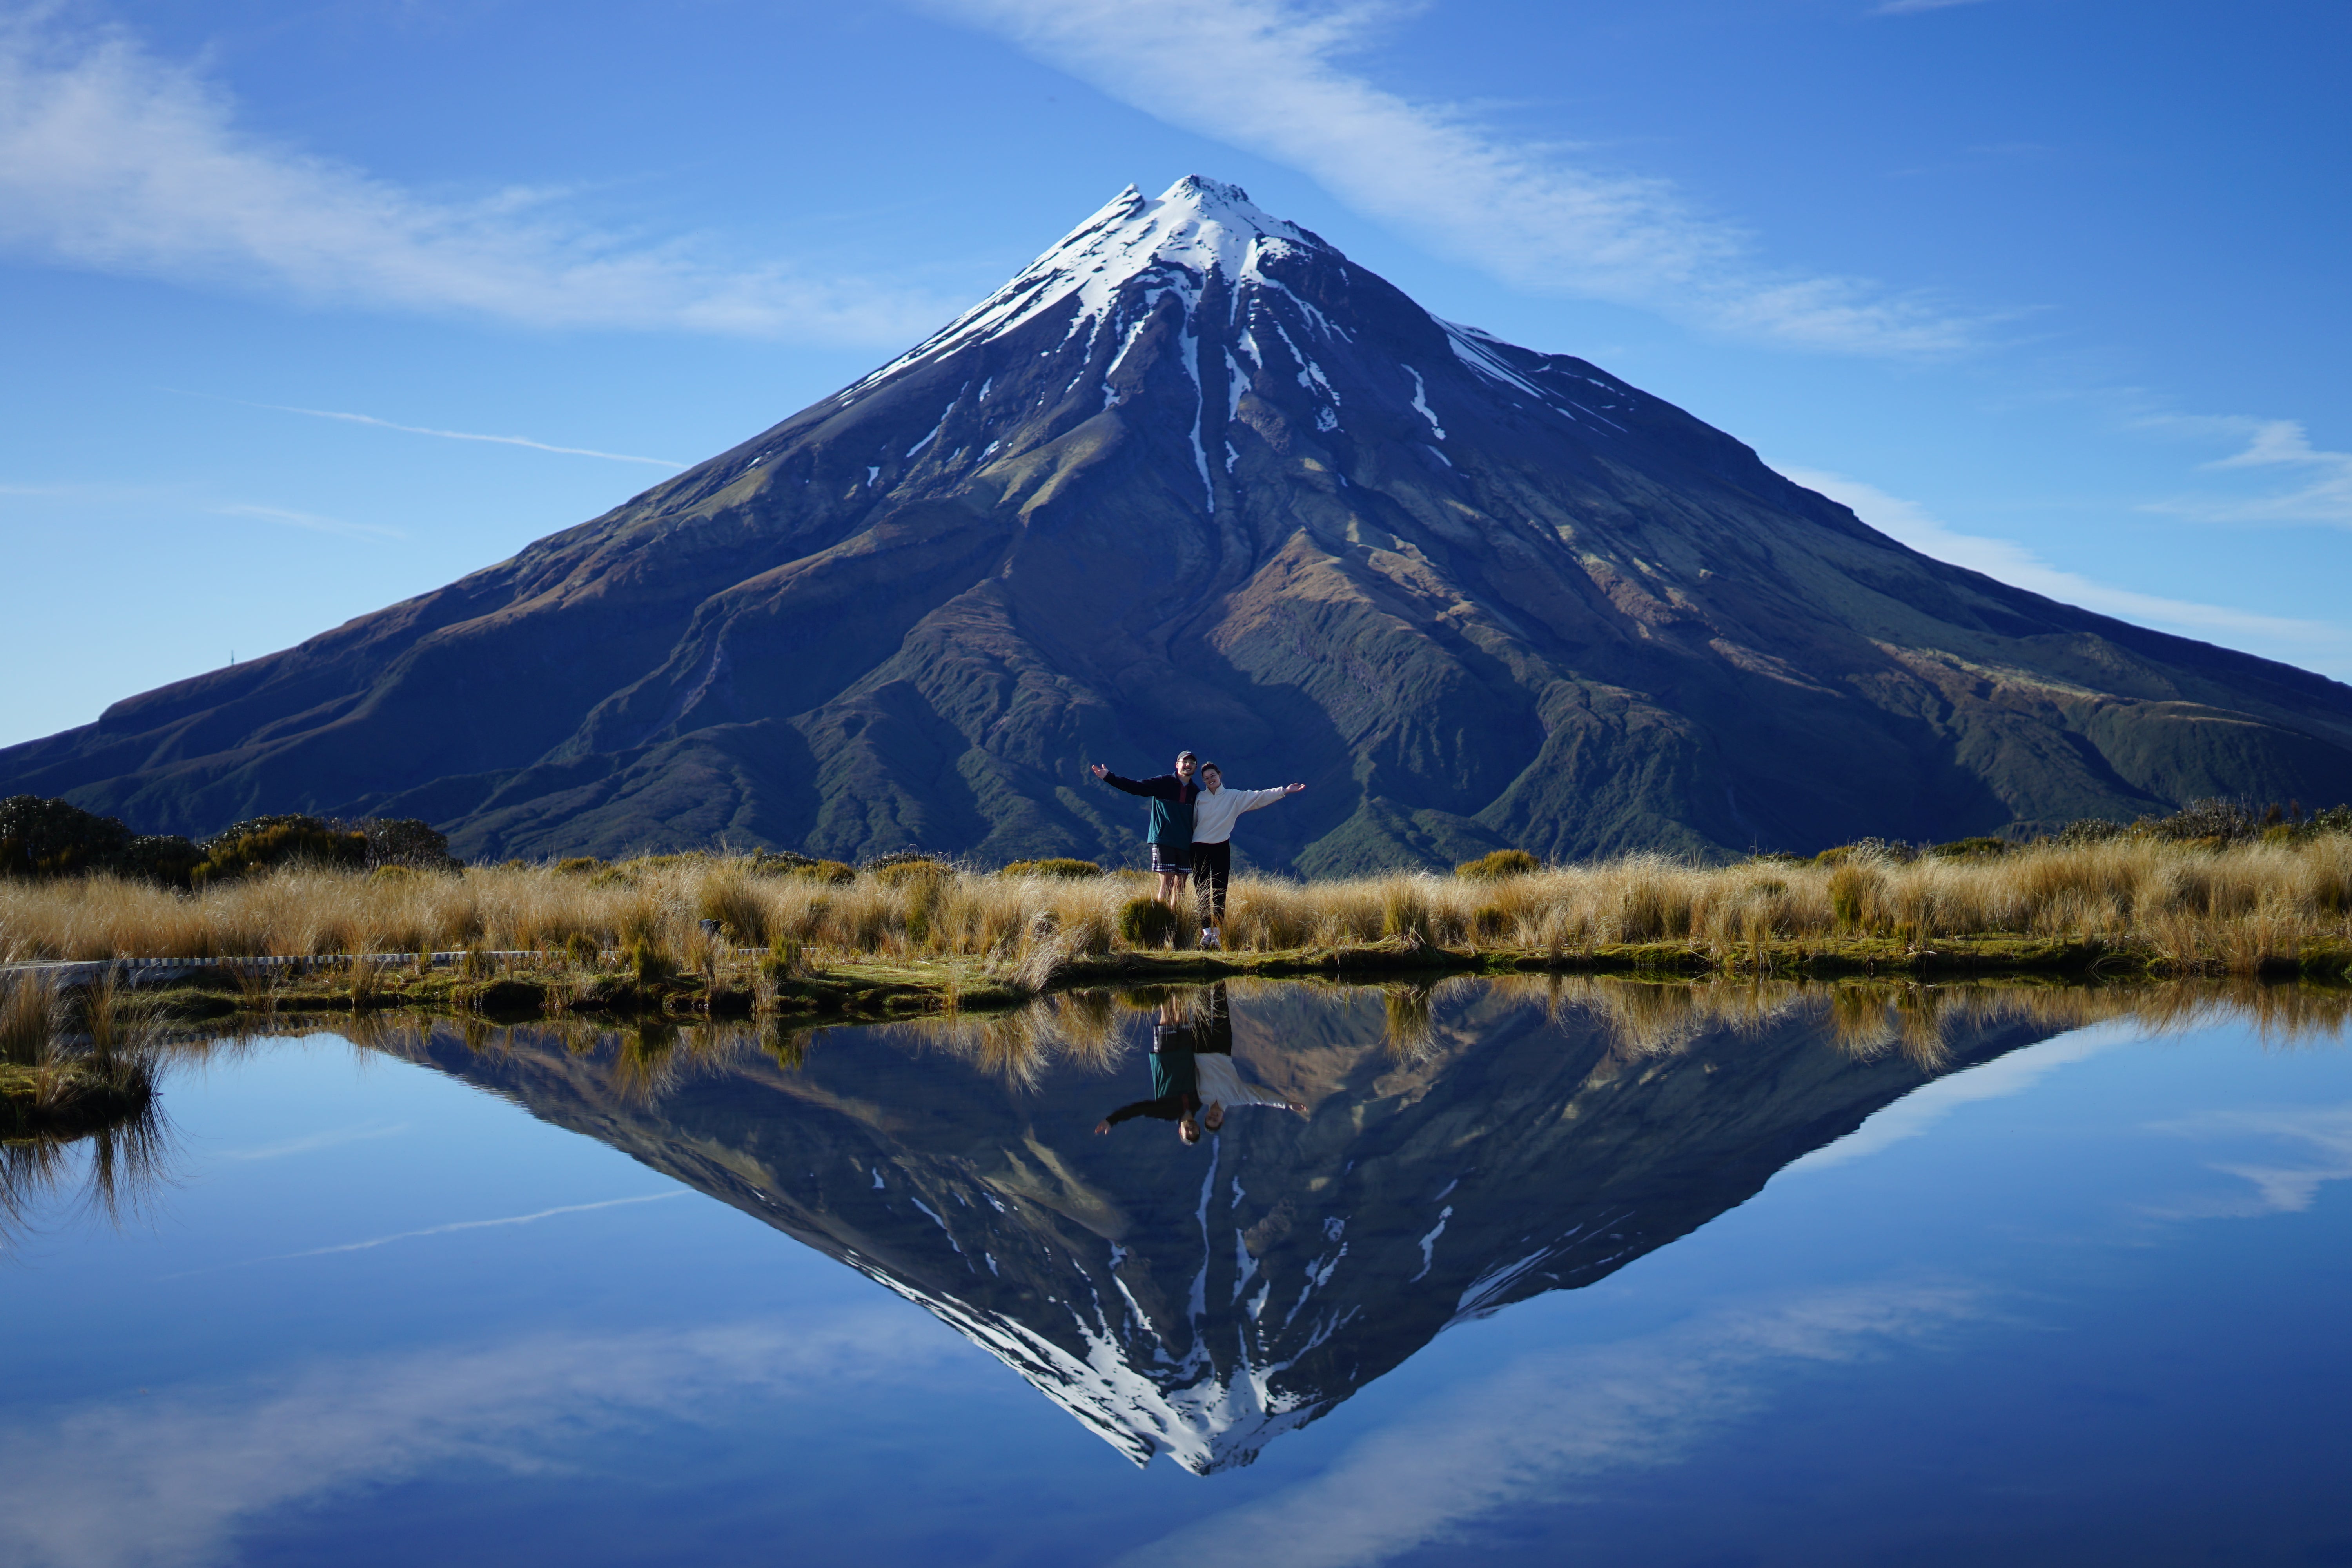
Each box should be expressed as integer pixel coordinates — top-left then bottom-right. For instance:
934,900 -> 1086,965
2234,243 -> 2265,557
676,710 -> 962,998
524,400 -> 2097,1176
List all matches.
8,176 -> 2351,867
397,982 -> 2064,1472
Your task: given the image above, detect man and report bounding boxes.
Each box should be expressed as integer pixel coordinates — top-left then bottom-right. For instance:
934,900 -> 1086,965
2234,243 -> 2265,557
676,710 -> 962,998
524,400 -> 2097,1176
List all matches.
1093,994 -> 1206,1145
1187,762 -> 1304,950
1090,751 -> 1200,913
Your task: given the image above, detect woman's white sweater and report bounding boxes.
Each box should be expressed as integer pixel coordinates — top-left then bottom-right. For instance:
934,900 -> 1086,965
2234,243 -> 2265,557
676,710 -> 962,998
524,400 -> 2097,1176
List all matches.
1189,785 -> 1289,844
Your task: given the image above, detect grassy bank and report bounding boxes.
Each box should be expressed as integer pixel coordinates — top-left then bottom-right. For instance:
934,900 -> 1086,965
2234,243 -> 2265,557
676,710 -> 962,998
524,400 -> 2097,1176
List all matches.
2,835 -> 2349,1027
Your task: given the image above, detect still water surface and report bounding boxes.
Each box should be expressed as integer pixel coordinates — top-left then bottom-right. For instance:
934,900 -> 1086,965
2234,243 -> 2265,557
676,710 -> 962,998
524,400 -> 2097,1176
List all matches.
5,980 -> 2351,1566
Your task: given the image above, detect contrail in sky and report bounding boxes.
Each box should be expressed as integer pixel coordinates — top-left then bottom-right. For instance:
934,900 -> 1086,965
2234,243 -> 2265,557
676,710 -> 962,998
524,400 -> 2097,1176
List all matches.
261,403 -> 686,467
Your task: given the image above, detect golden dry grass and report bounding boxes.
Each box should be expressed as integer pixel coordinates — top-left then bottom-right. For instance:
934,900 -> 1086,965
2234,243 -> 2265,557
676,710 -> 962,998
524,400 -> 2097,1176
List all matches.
0,837 -> 2347,977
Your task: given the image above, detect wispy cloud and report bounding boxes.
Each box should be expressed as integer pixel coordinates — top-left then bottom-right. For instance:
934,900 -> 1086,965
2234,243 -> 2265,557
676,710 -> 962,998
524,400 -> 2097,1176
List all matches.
171,1192 -> 687,1277
1872,0 -> 1992,15
207,502 -> 404,541
929,0 -> 1983,354
212,1121 -> 410,1161
1118,1283 -> 1987,1568
0,10 -> 945,341
254,403 -> 685,468
260,1192 -> 687,1262
1775,464 -> 2347,653
0,1314 -> 951,1568
2140,416 -> 2352,528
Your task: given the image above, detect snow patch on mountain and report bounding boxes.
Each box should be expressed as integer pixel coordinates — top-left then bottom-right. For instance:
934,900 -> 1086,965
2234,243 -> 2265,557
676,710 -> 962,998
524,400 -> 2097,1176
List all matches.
850,177 -> 1317,389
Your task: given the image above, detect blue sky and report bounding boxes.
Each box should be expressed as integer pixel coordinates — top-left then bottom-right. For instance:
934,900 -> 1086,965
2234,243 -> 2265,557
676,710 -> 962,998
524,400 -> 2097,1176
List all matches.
3,0 -> 2347,749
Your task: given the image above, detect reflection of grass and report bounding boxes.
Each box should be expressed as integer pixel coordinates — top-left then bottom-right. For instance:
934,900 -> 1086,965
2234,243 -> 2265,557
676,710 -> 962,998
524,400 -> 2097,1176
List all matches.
276,975 -> 2352,1131
1,972 -> 173,1254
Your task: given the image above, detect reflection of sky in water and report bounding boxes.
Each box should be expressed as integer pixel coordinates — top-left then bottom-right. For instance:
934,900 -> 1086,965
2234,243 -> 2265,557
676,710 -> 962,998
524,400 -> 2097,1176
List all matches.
3,1007 -> 2351,1566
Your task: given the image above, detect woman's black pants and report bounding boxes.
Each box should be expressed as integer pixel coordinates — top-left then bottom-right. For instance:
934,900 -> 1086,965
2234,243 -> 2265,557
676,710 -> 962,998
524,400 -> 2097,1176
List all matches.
1193,840 -> 1232,923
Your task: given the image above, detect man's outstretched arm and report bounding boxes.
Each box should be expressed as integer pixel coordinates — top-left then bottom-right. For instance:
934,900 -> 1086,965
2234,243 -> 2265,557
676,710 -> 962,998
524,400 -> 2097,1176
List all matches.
1094,1099 -> 1164,1133
1091,765 -> 1174,799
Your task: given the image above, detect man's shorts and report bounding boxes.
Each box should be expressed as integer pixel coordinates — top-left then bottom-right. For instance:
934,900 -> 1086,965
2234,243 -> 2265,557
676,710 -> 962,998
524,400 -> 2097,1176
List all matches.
1149,843 -> 1193,875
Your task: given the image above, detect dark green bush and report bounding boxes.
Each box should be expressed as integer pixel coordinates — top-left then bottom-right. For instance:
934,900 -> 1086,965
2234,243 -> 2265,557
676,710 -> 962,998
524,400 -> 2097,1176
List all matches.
1455,848 -> 1539,880
0,795 -> 200,886
555,857 -> 605,876
192,816 -> 367,885
793,860 -> 856,885
1118,896 -> 1179,949
1000,858 -> 1104,878
1929,836 -> 2010,859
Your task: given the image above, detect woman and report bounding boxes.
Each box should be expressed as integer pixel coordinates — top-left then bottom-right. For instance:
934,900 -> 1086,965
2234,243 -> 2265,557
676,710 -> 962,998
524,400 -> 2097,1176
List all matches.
1187,762 -> 1304,950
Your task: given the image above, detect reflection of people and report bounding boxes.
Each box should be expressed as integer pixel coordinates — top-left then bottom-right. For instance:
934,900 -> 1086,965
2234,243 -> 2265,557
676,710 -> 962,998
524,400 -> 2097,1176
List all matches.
1094,995 -> 1205,1144
1187,763 -> 1303,951
1090,751 -> 1200,914
1187,982 -> 1307,1131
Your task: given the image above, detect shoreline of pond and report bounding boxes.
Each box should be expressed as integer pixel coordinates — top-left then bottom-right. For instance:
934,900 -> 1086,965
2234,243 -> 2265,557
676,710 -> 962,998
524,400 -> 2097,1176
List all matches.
44,932 -> 2350,1032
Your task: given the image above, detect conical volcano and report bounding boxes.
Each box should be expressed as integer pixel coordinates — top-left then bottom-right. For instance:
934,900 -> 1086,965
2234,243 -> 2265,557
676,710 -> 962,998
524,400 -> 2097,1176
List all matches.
9,176 -> 2351,865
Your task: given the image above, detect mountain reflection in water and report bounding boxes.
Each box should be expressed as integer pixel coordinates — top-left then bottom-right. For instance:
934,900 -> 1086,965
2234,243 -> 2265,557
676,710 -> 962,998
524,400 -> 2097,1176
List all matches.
336,977 -> 2350,1474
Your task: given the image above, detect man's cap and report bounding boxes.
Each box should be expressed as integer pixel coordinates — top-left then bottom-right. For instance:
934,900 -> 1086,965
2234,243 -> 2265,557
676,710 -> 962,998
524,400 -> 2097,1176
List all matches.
1176,750 -> 1198,760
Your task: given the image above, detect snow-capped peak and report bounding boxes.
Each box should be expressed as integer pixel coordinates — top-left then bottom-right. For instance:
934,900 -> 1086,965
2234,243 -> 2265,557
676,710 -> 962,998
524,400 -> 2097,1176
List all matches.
853,177 -> 1319,388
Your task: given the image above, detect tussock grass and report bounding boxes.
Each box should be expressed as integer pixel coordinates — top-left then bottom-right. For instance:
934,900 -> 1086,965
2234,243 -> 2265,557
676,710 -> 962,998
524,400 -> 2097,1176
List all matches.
1,838 -> 2348,980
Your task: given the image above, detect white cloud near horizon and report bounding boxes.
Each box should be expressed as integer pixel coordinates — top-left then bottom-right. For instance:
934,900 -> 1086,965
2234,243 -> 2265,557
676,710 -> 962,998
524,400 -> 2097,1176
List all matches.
1118,1283 -> 1987,1568
2141,416 -> 2352,529
928,0 -> 1984,355
1872,0 -> 1993,15
0,1314 -> 952,1568
1775,464 -> 2346,654
2147,1101 -> 2352,1219
0,10 -> 946,341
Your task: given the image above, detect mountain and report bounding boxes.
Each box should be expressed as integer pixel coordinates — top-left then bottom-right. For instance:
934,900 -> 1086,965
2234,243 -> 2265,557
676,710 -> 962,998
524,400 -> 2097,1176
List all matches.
8,176 -> 2351,867
387,982 -> 2066,1472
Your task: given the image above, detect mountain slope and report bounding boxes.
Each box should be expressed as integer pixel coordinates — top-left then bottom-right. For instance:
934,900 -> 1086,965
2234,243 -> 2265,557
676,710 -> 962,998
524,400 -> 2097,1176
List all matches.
7,176 -> 2350,866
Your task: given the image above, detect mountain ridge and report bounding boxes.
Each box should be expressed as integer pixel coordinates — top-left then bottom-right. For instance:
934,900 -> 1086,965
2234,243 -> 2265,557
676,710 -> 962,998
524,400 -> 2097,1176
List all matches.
6,175 -> 2350,867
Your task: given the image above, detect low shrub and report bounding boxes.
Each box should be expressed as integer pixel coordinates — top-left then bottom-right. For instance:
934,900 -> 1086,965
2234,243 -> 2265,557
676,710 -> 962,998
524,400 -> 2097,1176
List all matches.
748,848 -> 819,875
793,860 -> 856,885
1929,837 -> 2010,859
555,857 -> 605,876
1814,838 -> 1919,866
864,851 -> 947,876
1456,848 -> 1539,881
873,858 -> 950,887
194,817 -> 367,885
1000,858 -> 1104,879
